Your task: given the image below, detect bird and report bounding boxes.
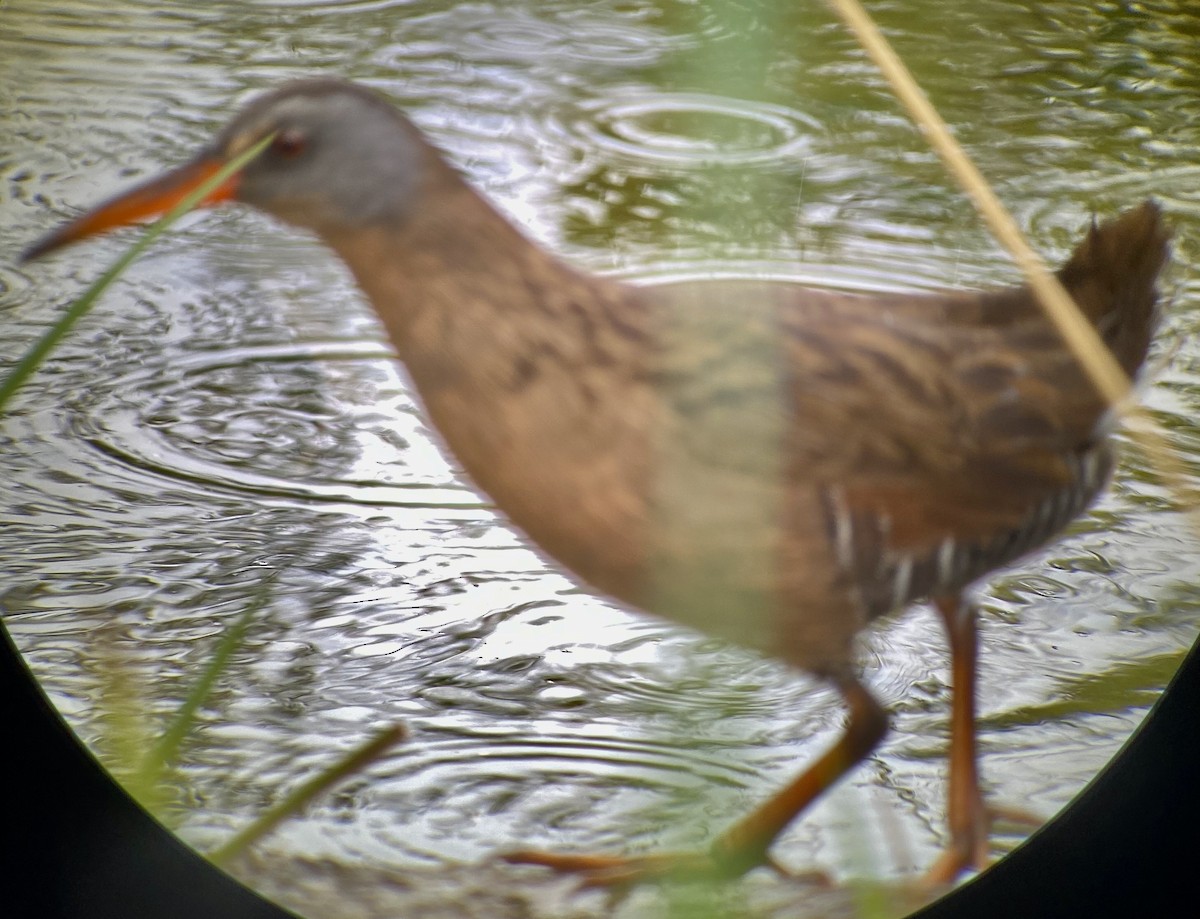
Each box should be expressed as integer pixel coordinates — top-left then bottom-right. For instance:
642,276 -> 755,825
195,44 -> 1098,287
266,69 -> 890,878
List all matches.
22,79 -> 1170,887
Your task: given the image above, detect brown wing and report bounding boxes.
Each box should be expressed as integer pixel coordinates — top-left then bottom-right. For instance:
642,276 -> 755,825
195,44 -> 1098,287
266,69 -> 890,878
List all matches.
776,203 -> 1168,613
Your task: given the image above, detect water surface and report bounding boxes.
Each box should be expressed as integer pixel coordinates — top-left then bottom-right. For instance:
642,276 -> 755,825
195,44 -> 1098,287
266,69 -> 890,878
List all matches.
2,0 -> 1199,903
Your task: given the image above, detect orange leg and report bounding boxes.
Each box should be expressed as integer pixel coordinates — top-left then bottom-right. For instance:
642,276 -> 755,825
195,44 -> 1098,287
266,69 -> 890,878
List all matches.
504,673 -> 888,887
923,593 -> 989,886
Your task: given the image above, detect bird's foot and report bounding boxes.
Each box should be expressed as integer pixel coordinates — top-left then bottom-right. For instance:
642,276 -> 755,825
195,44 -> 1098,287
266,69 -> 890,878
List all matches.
987,802 -> 1044,830
503,850 -> 718,888
919,801 -> 1043,889
502,846 -> 822,890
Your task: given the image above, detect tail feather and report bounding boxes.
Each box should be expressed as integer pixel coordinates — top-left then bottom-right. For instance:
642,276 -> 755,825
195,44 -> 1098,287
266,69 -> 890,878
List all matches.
1056,200 -> 1171,377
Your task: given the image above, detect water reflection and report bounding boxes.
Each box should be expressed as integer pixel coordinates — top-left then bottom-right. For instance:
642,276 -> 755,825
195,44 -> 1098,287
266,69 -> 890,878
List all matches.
2,0 -> 1199,908
77,341 -> 476,507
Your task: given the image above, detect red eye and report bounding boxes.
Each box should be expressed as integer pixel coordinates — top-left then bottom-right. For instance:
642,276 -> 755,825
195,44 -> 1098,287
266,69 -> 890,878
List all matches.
271,130 -> 306,158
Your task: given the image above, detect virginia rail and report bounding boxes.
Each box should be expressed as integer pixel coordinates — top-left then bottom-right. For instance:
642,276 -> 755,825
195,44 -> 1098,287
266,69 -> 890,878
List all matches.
23,80 -> 1170,887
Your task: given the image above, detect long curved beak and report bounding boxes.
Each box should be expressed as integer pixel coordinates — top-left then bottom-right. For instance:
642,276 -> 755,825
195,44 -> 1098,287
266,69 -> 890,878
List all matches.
21,153 -> 239,262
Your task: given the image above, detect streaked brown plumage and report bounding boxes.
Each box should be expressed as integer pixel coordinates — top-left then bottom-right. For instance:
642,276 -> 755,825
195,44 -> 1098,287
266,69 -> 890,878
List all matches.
24,80 -> 1171,886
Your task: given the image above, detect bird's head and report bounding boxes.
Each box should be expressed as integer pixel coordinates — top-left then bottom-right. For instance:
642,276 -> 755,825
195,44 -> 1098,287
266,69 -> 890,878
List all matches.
23,80 -> 433,260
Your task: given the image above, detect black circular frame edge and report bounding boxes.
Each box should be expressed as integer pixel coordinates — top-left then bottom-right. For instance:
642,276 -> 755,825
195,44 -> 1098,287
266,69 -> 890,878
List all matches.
0,622 -> 295,919
2,617 -> 1197,918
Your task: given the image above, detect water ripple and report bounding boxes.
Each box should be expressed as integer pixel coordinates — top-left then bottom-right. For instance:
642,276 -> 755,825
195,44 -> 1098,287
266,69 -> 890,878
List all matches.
451,5 -> 666,68
561,90 -> 820,169
71,341 -> 480,508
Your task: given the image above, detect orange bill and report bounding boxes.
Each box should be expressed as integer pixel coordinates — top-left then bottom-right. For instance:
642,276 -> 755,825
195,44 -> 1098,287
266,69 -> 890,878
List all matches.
21,155 -> 238,262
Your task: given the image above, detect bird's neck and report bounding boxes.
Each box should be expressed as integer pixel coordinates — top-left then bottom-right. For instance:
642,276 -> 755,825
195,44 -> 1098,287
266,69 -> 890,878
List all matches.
327,165 -> 637,388
323,167 -> 655,601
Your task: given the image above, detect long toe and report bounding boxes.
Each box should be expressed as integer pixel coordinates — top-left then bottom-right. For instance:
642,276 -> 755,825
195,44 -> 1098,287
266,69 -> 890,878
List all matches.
920,799 -> 991,889
501,848 -> 746,888
921,836 -> 987,889
919,800 -> 1043,888
988,801 -> 1043,831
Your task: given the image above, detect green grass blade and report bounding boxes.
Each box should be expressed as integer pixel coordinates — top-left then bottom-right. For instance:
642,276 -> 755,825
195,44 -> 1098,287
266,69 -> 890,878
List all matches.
132,585 -> 269,796
0,133 -> 274,413
209,724 -> 408,867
